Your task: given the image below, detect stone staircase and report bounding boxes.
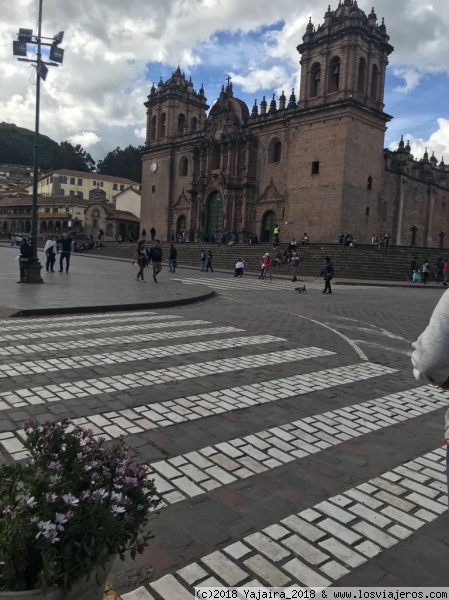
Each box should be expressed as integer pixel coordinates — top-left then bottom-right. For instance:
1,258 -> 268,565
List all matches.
77,241 -> 446,281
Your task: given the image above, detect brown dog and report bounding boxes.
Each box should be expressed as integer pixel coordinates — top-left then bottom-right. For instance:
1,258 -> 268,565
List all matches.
295,285 -> 307,294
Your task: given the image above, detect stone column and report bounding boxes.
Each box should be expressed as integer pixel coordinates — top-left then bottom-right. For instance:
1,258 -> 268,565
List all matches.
395,176 -> 407,246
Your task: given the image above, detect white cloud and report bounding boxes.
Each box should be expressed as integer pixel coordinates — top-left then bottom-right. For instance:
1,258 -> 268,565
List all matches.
0,0 -> 448,160
68,132 -> 101,148
390,118 -> 449,164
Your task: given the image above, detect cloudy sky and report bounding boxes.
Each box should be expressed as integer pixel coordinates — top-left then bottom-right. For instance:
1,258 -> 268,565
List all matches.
0,0 -> 448,163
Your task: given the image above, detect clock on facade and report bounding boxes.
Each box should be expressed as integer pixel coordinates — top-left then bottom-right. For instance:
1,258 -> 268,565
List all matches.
150,162 -> 158,172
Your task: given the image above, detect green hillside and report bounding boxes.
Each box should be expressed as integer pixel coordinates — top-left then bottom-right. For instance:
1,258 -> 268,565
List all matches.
0,122 -> 60,170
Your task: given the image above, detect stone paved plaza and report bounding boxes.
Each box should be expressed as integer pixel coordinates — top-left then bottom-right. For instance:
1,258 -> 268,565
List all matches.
0,249 -> 448,597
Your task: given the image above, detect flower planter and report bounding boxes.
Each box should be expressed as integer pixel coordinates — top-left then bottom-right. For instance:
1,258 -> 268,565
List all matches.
0,556 -> 115,600
0,590 -> 62,599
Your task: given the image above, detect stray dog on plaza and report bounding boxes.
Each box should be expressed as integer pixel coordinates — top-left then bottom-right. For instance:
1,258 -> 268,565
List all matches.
295,285 -> 307,294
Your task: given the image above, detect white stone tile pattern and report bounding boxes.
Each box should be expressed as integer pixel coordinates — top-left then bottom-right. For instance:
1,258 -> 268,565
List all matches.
0,326 -> 243,357
1,361 -> 394,460
176,277 -> 380,292
0,312 -> 164,333
0,310 -> 156,327
131,385 -> 449,505
0,346 -> 337,412
0,335 -> 286,378
0,319 -> 209,343
148,447 -> 447,595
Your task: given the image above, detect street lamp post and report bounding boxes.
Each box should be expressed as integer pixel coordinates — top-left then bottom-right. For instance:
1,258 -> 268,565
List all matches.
13,0 -> 64,283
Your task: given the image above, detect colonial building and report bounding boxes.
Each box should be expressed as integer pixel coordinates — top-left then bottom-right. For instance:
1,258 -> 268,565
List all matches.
84,202 -> 140,241
112,187 -> 141,219
23,169 -> 141,202
140,0 -> 449,247
0,196 -> 90,235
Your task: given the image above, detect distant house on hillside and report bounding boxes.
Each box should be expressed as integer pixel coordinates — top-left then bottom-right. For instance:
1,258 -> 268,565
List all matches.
23,169 -> 141,202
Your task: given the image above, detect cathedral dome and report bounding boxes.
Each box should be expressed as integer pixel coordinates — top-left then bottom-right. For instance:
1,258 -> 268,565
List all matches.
334,0 -> 367,21
164,66 -> 190,89
209,94 -> 250,123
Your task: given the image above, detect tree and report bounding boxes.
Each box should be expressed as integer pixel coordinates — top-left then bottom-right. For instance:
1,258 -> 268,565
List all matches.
53,142 -> 96,172
97,145 -> 142,183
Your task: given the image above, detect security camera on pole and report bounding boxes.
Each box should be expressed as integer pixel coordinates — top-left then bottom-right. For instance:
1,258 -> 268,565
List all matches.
13,1 -> 65,283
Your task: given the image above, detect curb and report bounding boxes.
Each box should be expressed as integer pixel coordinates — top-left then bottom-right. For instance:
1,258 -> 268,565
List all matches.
334,281 -> 444,289
6,289 -> 215,318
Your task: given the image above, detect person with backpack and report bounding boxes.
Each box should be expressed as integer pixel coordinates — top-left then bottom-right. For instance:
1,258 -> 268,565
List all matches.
320,256 -> 335,294
44,235 -> 58,273
133,240 -> 147,282
18,238 -> 31,282
149,240 -> 163,282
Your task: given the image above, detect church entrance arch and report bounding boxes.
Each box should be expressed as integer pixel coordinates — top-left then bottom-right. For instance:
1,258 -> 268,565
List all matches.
261,210 -> 275,243
206,191 -> 223,239
176,215 -> 186,234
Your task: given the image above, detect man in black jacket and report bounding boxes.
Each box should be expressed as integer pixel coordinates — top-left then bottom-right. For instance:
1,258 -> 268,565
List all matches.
58,234 -> 73,273
168,244 -> 177,273
149,240 -> 163,282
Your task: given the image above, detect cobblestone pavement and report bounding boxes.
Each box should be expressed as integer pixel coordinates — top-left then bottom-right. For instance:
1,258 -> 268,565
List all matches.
0,273 -> 447,597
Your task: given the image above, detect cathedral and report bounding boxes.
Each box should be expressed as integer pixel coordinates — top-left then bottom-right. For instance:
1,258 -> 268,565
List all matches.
140,0 -> 449,248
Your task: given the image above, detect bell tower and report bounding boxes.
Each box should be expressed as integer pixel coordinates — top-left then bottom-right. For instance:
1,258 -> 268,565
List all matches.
298,1 -> 393,112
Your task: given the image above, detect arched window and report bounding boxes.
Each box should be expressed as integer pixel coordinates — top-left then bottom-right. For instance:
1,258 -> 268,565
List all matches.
106,224 -> 113,237
191,117 -> 198,131
55,221 -> 61,233
382,200 -> 388,222
210,144 -> 221,170
47,221 -> 54,233
179,157 -> 189,177
150,115 -> 157,140
40,221 -> 47,234
160,113 -> 166,137
371,65 -> 379,100
367,176 -> 373,190
119,223 -> 126,238
366,206 -> 370,217
268,138 -> 282,164
328,57 -> 341,92
178,113 -> 186,133
358,58 -> 367,94
93,219 -> 98,229
92,209 -> 100,218
310,63 -> 321,98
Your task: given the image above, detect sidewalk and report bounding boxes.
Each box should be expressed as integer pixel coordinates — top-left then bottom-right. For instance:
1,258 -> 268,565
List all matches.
0,246 -> 214,317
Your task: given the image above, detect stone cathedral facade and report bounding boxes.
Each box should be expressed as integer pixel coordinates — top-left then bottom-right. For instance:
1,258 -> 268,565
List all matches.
140,0 -> 449,248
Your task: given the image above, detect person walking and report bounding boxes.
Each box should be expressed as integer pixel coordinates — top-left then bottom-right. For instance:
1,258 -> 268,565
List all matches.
44,235 -> 57,273
169,244 -> 177,273
58,233 -> 73,273
150,227 -> 156,241
141,228 -> 146,241
291,252 -> 300,282
261,253 -> 273,282
206,250 -> 213,273
443,259 -> 449,287
133,240 -> 147,282
422,258 -> 430,284
409,256 -> 418,282
200,249 -> 206,272
149,239 -> 163,282
320,256 -> 335,294
18,238 -> 31,283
